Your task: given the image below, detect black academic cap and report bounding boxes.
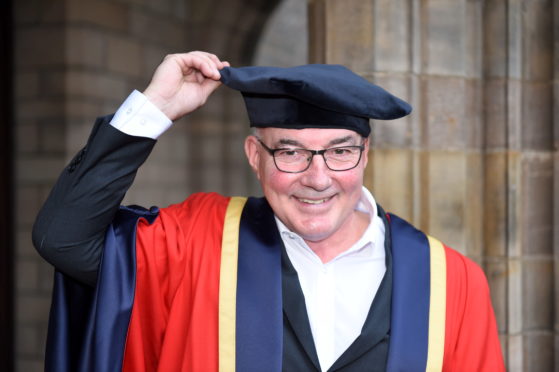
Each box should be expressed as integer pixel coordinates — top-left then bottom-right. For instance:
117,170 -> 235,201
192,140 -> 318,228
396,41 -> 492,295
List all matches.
219,64 -> 412,137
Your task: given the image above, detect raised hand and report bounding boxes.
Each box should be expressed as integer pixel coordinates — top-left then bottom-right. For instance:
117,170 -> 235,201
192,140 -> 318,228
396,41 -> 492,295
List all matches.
143,51 -> 230,121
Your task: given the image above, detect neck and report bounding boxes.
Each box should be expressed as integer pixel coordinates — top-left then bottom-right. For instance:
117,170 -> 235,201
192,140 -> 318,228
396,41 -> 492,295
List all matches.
306,210 -> 370,263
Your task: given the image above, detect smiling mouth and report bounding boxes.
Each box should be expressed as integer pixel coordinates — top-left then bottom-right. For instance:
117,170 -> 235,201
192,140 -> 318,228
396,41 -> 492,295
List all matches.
296,196 -> 333,205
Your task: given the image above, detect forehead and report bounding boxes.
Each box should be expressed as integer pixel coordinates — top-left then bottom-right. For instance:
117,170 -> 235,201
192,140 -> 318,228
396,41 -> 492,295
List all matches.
258,127 -> 363,146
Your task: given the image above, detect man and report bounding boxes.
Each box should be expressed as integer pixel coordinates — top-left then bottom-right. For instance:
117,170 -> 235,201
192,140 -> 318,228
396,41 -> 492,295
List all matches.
33,51 -> 505,371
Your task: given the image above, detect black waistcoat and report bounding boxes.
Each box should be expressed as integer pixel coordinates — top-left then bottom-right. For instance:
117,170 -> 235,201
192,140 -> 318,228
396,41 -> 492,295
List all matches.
281,215 -> 393,371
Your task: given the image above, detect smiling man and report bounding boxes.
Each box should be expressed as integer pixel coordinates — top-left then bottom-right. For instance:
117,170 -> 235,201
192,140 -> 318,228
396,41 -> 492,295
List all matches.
33,52 -> 505,372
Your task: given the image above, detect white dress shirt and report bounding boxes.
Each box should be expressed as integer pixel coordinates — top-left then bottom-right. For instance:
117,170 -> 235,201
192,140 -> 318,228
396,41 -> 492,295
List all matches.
112,91 -> 388,371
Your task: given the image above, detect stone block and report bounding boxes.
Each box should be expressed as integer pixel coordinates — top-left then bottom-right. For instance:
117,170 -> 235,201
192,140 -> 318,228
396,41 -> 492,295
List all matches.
211,0 -> 245,30
523,332 -> 554,372
308,0 -> 326,63
141,45 -> 169,77
373,0 -> 410,72
66,121 -> 98,156
423,0 -> 472,76
15,28 -> 64,67
507,151 -> 523,257
16,157 -> 65,184
324,0 -> 374,71
484,79 -> 507,149
15,186 -> 42,227
14,0 -> 65,25
367,148 -> 413,221
16,123 -> 39,154
16,99 -> 65,122
41,71 -> 65,97
201,166 -> 225,194
39,120 -> 66,154
522,258 -> 553,329
16,359 -> 43,372
143,0 -> 180,17
66,27 -> 106,68
484,151 -> 508,257
520,153 -> 553,255
423,76 -> 483,150
107,35 -> 142,77
64,99 -> 105,119
254,0 -> 309,67
15,72 -> 39,99
483,0 -> 508,78
508,333 -> 522,372
521,82 -> 553,150
66,0 -> 129,32
65,70 -> 128,102
507,0 -> 523,80
15,324 -> 37,355
129,10 -> 186,49
521,1 -> 553,81
498,334 -> 508,369
15,293 -> 51,323
16,229 -> 37,259
16,259 -> 39,291
425,151 -> 483,254
484,259 -> 508,333
464,152 -> 484,258
38,262 -> 54,293
370,75 -> 413,148
507,259 -> 523,334
506,79 -> 523,150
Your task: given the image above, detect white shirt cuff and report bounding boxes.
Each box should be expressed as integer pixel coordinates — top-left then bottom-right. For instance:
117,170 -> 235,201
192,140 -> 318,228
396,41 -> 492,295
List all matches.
110,90 -> 173,139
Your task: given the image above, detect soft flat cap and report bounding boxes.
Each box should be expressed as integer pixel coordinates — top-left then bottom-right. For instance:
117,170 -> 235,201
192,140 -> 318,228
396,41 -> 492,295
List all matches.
219,64 -> 411,137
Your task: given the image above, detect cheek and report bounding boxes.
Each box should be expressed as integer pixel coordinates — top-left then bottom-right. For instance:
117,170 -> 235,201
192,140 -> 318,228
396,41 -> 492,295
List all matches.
260,167 -> 297,200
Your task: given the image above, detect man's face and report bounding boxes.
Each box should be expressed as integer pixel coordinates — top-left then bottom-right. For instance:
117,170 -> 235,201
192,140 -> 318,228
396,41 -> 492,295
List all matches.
244,127 -> 369,243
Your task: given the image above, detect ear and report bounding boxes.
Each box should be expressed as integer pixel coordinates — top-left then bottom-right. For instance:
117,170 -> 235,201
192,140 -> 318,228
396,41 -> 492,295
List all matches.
244,135 -> 261,179
362,136 -> 370,168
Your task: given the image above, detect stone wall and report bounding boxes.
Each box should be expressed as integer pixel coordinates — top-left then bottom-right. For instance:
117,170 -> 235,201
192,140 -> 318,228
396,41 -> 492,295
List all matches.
308,0 -> 557,370
13,1 -> 191,370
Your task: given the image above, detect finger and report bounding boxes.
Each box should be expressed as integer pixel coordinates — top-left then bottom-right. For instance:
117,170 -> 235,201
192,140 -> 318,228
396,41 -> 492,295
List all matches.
176,53 -> 221,80
190,51 -> 230,75
202,52 -> 225,68
200,78 -> 222,97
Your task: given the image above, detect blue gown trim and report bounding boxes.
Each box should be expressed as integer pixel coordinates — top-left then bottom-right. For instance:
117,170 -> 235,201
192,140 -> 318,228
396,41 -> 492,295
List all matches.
236,197 -> 283,372
386,213 -> 431,372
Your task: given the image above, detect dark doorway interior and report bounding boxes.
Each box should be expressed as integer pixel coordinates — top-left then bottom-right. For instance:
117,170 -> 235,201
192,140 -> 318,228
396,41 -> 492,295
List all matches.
0,0 -> 14,371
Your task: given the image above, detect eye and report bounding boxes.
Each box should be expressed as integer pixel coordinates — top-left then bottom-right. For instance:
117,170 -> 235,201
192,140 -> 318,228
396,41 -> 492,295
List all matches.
276,149 -> 300,157
332,148 -> 351,155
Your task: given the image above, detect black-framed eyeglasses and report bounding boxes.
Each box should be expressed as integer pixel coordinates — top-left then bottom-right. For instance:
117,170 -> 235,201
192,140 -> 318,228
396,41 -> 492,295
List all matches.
256,138 -> 365,173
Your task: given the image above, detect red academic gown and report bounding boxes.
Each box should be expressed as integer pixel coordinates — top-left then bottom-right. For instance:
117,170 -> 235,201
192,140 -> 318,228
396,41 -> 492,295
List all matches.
46,192 -> 505,372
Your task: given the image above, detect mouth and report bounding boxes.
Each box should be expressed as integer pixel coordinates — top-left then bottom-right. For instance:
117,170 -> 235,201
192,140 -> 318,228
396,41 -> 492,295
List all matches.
295,196 -> 333,205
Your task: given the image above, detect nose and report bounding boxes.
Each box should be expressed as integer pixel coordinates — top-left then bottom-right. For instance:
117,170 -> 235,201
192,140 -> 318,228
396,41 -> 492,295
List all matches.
300,154 -> 332,191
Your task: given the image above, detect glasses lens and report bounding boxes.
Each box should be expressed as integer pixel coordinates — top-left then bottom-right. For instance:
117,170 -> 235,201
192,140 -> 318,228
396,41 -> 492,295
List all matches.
273,148 -> 313,172
324,146 -> 362,171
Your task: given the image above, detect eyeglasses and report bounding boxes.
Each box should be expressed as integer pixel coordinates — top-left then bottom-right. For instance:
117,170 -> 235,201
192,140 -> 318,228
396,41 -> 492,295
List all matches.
257,138 -> 365,173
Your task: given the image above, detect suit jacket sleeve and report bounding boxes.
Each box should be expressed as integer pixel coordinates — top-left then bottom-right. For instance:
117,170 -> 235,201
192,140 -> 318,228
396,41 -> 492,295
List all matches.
32,115 -> 156,286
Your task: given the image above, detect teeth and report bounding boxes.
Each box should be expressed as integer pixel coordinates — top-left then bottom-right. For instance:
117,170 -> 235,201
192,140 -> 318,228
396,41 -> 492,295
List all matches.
298,198 -> 329,204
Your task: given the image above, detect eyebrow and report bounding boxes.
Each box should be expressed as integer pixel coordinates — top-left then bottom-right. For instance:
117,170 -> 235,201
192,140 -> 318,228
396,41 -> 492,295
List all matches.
275,135 -> 359,148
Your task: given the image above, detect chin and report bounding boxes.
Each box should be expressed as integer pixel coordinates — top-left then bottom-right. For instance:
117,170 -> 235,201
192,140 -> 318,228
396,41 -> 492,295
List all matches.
293,222 -> 336,243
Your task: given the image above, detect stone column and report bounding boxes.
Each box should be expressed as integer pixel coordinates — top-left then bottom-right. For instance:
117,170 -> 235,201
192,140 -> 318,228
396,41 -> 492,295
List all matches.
484,1 -> 555,370
308,0 -> 556,371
